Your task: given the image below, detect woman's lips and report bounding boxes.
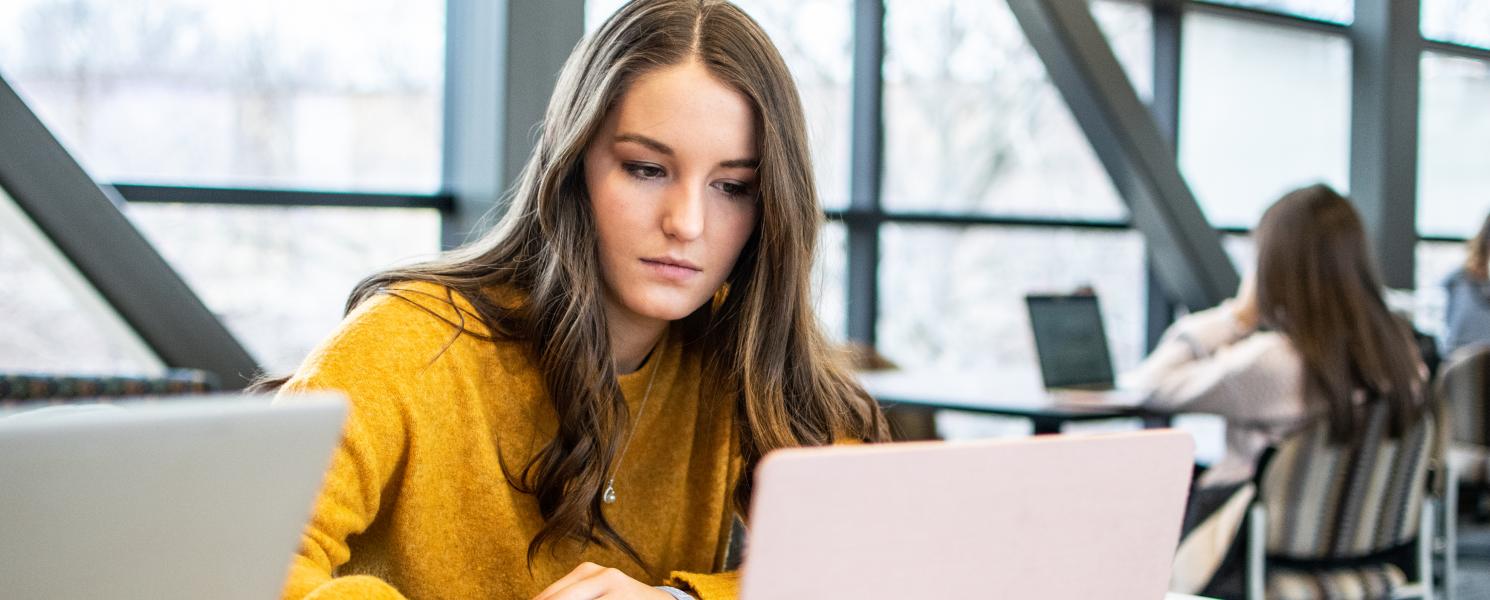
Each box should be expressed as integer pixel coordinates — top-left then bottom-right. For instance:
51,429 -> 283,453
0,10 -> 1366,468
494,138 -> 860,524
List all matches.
641,257 -> 702,281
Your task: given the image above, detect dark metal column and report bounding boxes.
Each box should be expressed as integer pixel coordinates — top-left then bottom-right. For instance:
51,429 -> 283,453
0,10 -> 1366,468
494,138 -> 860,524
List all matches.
846,0 -> 885,346
0,76 -> 260,388
1145,0 -> 1184,351
1350,0 -> 1420,289
1008,0 -> 1238,312
441,0 -> 583,249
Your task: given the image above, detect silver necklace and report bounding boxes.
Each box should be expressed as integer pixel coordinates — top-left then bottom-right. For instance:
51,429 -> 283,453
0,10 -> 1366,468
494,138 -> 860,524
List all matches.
603,353 -> 660,505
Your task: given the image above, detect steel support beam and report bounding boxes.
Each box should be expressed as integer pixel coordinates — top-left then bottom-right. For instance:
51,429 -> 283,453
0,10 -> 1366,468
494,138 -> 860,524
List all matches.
1350,0 -> 1420,289
0,75 -> 259,388
1008,0 -> 1239,312
846,0 -> 885,346
441,0 -> 583,249
1145,0 -> 1185,351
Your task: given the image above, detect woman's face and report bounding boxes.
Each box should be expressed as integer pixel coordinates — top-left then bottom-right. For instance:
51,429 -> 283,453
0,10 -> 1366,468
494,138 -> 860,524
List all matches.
583,60 -> 759,328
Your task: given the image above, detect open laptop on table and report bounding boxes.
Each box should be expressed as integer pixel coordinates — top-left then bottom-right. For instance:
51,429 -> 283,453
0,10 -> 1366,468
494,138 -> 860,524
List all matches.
1026,293 -> 1150,411
1026,293 -> 1118,391
740,430 -> 1194,600
0,394 -> 346,600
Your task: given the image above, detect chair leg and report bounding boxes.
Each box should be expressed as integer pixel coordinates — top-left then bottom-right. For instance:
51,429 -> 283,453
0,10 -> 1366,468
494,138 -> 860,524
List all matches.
1421,499 -> 1437,600
1247,503 -> 1266,600
1445,462 -> 1459,600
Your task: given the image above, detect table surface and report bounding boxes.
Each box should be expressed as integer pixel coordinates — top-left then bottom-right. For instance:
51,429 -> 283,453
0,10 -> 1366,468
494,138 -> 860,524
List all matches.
857,368 -> 1148,421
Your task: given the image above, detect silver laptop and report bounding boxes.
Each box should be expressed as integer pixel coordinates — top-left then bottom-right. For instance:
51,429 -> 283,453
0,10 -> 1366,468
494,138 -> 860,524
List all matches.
0,395 -> 346,600
740,430 -> 1194,599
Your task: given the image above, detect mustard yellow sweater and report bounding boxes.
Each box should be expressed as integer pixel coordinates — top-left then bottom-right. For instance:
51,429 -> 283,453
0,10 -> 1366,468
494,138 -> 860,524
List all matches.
276,281 -> 742,599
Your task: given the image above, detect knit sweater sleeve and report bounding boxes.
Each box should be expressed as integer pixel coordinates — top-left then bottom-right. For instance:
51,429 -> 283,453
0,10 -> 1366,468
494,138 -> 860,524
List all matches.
1127,302 -> 1306,425
667,571 -> 740,600
274,285 -> 476,600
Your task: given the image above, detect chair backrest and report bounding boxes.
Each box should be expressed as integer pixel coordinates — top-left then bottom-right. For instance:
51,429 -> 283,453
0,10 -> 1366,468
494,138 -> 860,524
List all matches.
1258,401 -> 1435,560
1438,343 -> 1490,446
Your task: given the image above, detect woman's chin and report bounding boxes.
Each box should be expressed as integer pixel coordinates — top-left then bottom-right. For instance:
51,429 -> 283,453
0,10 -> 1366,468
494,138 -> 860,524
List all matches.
622,290 -> 712,323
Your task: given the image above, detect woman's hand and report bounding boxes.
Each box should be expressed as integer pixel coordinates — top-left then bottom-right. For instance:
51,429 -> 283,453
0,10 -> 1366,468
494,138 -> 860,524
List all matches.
532,562 -> 674,600
1233,272 -> 1260,332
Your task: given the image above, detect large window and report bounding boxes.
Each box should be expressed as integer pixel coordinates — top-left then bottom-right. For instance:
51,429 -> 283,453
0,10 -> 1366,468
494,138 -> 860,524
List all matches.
10,0 -> 1486,390
878,226 -> 1147,372
875,0 -> 1154,373
1200,0 -> 1352,24
1417,52 -> 1490,239
880,0 -> 1149,219
0,187 -> 163,375
124,204 -> 441,372
1179,10 -> 1351,228
815,222 -> 848,340
0,0 -> 445,192
1422,0 -> 1490,50
0,0 -> 447,374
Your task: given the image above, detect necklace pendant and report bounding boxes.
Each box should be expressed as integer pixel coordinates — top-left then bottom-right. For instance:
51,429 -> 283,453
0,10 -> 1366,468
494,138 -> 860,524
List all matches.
603,484 -> 617,504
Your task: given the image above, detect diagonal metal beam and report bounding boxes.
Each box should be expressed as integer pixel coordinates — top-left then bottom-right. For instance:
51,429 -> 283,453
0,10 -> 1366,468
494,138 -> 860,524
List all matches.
0,75 -> 259,388
1008,0 -> 1238,311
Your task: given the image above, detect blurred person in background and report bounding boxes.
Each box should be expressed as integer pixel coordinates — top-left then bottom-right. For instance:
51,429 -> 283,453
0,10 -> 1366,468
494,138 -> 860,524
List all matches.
1125,184 -> 1429,598
1441,213 -> 1490,357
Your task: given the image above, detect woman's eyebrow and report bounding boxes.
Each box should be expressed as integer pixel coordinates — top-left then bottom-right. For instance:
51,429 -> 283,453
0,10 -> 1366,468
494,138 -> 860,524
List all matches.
615,132 -> 758,169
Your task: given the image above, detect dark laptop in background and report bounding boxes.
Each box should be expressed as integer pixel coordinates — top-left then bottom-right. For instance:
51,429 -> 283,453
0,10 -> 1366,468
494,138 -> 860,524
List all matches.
1025,293 -> 1117,391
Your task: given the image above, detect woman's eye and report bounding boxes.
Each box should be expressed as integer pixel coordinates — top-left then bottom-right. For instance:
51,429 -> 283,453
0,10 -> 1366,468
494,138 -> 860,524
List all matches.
717,181 -> 754,199
623,162 -> 665,180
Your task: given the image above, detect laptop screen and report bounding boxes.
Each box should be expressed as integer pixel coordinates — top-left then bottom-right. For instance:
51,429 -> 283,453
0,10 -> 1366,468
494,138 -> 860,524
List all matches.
1025,294 -> 1115,389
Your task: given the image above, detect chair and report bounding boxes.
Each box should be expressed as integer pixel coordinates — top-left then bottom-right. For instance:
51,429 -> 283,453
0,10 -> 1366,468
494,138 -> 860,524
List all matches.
1437,344 -> 1490,511
1244,402 -> 1440,600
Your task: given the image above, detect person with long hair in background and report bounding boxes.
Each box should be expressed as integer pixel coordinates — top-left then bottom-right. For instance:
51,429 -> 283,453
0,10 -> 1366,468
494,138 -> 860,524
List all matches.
1127,184 -> 1428,597
261,2 -> 887,598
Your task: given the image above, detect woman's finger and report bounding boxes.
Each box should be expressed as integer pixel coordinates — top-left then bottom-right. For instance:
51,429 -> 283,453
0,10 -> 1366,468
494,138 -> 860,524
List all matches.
538,565 -> 629,600
532,561 -> 607,600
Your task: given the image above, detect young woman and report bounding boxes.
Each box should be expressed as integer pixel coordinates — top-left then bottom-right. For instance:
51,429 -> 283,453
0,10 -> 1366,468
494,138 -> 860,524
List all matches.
1128,184 -> 1428,596
1441,213 -> 1490,357
267,2 -> 886,599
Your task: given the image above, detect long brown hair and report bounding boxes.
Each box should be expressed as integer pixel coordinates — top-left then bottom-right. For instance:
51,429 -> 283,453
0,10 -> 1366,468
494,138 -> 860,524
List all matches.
259,0 -> 885,570
1252,184 -> 1424,442
1464,213 -> 1490,280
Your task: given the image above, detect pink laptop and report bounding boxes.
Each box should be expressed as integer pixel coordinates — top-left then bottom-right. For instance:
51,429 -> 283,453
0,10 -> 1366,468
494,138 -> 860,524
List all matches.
740,430 -> 1194,599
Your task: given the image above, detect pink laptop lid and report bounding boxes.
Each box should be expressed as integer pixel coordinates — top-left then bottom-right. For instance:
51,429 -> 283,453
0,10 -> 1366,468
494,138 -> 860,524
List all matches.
741,430 -> 1194,600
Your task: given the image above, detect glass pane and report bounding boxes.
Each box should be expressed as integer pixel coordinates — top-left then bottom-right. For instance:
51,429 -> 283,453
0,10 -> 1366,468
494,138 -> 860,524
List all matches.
0,186 -> 164,375
1422,0 -> 1490,50
1414,240 -> 1466,341
1221,234 -> 1256,276
1093,0 -> 1156,99
814,221 -> 847,341
124,204 -> 442,373
1418,52 -> 1490,238
881,0 -> 1150,219
0,0 -> 444,193
1179,12 -> 1351,228
878,225 -> 1146,373
1202,0 -> 1353,24
586,0 -> 852,210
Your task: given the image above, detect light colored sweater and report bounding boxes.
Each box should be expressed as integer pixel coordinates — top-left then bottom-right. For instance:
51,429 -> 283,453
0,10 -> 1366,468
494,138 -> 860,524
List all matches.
1124,302 -> 1310,488
275,281 -> 741,599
